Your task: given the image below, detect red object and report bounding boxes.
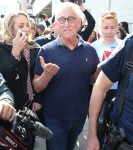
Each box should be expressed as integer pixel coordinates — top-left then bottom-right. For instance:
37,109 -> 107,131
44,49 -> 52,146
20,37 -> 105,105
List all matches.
102,51 -> 111,61
97,33 -> 101,39
0,126 -> 28,150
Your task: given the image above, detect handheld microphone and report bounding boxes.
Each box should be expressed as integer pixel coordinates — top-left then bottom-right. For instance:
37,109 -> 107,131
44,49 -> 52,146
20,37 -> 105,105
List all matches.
32,121 -> 53,140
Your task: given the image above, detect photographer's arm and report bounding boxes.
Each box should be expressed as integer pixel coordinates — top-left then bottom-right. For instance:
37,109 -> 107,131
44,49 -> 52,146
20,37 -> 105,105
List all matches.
86,71 -> 113,150
79,3 -> 95,41
0,74 -> 16,122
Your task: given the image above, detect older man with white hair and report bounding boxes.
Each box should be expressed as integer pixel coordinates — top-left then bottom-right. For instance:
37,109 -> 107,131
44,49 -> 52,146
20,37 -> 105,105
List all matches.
33,2 -> 99,150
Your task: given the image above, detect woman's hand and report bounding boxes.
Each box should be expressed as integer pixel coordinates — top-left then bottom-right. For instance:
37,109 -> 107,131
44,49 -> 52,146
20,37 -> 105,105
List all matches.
12,30 -> 28,59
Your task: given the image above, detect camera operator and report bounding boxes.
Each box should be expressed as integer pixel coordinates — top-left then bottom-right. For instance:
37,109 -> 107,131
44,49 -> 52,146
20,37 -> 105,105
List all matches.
0,73 -> 16,149
86,34 -> 133,150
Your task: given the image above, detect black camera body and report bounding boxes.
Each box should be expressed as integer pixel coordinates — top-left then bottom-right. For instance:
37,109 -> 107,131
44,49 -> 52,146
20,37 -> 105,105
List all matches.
103,125 -> 126,149
0,107 -> 53,150
11,107 -> 39,146
60,0 -> 85,4
69,0 -> 76,2
97,99 -> 126,149
69,0 -> 85,4
107,126 -> 126,143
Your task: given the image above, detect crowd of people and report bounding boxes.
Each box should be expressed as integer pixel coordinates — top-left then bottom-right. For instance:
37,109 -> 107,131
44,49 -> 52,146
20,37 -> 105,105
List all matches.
0,1 -> 132,150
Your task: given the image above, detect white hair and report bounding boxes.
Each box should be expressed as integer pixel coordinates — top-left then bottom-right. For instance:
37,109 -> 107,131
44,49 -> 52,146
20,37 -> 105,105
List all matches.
55,2 -> 81,21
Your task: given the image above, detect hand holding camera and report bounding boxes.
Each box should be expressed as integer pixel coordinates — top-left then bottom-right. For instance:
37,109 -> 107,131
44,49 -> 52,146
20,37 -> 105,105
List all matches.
0,107 -> 53,149
0,100 -> 16,122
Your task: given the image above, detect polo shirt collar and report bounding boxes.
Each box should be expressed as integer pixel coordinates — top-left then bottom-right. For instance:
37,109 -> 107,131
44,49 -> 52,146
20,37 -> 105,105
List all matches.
56,34 -> 84,47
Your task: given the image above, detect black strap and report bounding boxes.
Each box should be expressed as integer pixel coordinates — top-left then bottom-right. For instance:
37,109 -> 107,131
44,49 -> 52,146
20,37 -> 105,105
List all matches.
115,49 -> 133,124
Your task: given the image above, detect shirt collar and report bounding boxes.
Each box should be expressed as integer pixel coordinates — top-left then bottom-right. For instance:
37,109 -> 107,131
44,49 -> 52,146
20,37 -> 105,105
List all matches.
56,34 -> 84,47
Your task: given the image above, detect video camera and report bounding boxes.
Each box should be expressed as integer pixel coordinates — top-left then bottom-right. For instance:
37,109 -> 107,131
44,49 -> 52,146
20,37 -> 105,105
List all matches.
102,125 -> 126,149
106,126 -> 126,144
70,0 -> 85,6
60,0 -> 85,5
0,107 -> 53,150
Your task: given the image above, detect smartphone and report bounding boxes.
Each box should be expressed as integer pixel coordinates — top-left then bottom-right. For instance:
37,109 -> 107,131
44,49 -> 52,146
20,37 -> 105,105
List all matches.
19,32 -> 25,37
20,33 -> 22,37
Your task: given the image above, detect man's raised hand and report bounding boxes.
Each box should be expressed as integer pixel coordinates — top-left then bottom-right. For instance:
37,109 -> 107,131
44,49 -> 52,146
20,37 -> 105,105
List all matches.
39,56 -> 60,77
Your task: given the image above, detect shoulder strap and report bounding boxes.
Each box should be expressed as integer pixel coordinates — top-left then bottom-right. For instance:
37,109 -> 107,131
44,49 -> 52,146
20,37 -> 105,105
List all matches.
115,45 -> 133,124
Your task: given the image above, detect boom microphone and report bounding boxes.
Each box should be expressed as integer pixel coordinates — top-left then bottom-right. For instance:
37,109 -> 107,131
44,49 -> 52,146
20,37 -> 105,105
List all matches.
32,121 -> 53,140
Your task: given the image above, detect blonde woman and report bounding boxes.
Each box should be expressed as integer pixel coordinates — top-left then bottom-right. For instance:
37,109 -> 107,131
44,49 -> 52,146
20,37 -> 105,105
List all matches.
0,11 -> 43,149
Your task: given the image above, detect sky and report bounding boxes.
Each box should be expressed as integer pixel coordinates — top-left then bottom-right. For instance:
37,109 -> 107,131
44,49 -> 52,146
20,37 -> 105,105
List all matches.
0,0 -> 17,15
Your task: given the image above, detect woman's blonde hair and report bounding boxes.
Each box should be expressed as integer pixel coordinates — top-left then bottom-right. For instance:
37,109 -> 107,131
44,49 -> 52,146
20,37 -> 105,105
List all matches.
3,11 -> 33,45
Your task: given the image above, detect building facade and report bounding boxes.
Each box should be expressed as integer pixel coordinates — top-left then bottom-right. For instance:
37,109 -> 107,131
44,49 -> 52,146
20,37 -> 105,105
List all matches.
23,0 -> 133,33
85,0 -> 133,33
